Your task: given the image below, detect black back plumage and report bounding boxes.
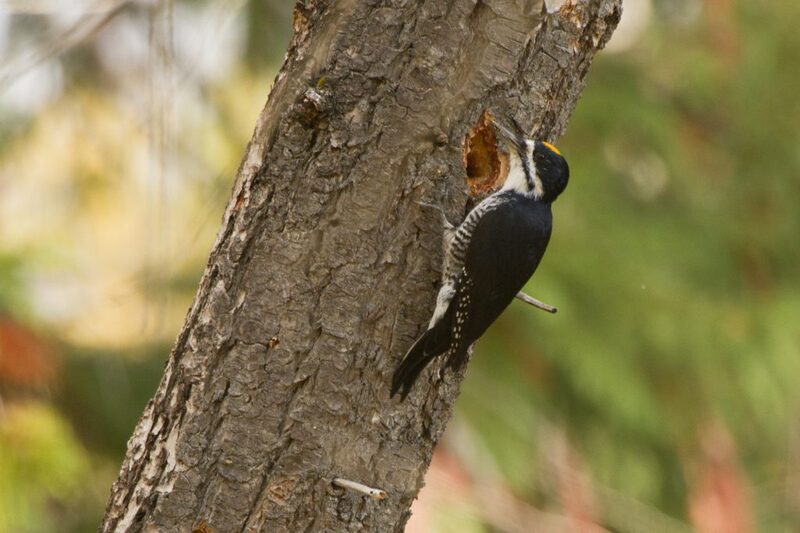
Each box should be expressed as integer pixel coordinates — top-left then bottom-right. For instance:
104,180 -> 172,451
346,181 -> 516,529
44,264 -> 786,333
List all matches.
391,193 -> 552,399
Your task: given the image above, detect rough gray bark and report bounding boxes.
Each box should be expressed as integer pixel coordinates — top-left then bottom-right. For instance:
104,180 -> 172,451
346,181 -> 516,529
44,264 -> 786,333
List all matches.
102,0 -> 621,531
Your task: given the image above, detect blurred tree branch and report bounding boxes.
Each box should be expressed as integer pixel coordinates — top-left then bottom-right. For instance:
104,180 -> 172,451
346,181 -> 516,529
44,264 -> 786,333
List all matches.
0,0 -> 131,89
101,0 -> 621,530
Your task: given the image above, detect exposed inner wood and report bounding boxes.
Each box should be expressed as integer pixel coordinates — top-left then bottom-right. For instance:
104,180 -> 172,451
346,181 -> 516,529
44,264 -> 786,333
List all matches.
463,111 -> 510,196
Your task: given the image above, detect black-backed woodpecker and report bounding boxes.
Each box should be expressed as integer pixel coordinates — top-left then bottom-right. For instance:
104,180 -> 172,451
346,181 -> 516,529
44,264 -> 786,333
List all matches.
391,118 -> 569,400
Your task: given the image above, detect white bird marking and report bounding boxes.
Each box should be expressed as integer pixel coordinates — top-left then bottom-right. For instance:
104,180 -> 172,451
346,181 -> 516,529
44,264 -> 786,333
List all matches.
429,281 -> 455,328
501,140 -> 543,199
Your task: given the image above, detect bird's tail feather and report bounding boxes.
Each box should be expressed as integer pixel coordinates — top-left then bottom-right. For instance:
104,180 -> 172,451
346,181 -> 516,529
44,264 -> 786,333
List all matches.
391,320 -> 451,400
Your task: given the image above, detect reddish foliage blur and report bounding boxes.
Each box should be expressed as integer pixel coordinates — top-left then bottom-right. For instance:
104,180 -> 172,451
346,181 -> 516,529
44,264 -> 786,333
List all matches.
688,421 -> 754,533
0,316 -> 56,388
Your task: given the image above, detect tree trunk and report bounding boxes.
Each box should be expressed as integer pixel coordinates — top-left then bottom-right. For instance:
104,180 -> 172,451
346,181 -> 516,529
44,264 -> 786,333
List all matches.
102,0 -> 621,531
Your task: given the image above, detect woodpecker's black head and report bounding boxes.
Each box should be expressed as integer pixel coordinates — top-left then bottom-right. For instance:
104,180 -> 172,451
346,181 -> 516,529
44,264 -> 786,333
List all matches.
491,118 -> 570,203
533,140 -> 569,203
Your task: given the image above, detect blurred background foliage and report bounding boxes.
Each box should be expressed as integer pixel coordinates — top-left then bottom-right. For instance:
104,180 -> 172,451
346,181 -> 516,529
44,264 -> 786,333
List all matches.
0,0 -> 797,531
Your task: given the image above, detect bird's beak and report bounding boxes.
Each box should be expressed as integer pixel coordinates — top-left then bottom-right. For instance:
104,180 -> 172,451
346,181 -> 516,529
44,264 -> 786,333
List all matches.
490,116 -> 525,152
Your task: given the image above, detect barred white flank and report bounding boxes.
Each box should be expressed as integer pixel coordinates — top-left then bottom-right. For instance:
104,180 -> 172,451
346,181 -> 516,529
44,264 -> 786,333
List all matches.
428,194 -> 505,330
445,196 -> 502,280
427,144 -> 538,332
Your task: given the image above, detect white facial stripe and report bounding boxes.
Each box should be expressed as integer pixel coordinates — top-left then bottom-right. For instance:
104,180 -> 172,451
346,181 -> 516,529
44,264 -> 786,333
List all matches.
527,141 -> 544,199
502,150 -> 529,194
500,140 -> 543,199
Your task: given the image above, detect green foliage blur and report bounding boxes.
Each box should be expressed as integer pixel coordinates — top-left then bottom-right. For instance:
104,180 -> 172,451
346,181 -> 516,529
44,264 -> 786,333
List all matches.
0,0 -> 798,531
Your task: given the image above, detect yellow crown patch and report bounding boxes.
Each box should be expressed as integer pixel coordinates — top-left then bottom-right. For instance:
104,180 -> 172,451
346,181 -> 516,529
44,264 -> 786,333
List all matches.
542,141 -> 561,156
